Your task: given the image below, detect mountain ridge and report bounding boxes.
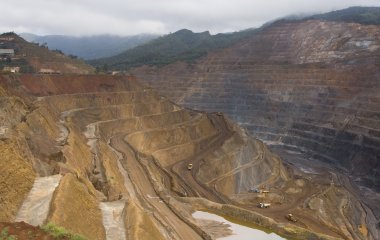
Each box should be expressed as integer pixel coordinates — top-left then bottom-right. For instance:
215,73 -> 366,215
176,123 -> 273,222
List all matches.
88,27 -> 258,70
88,6 -> 380,71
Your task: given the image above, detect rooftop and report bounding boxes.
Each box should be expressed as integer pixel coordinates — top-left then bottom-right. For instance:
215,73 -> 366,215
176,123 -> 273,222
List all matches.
0,49 -> 15,55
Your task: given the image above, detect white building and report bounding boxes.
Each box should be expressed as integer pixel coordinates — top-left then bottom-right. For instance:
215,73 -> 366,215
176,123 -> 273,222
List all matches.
0,49 -> 15,57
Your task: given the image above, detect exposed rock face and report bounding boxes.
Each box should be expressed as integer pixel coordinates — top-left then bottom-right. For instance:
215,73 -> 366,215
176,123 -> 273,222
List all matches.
0,85 -> 36,221
0,141 -> 35,221
197,128 -> 288,196
0,73 -> 377,239
131,20 -> 380,194
124,201 -> 166,240
49,174 -> 106,240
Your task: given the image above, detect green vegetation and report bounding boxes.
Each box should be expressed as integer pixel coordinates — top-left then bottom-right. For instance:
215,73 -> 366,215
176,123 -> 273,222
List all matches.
0,227 -> 17,240
307,7 -> 380,25
41,222 -> 86,240
88,28 -> 258,71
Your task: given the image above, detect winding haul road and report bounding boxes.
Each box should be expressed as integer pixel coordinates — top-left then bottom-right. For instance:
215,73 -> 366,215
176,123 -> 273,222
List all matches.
170,113 -> 233,203
110,134 -> 202,240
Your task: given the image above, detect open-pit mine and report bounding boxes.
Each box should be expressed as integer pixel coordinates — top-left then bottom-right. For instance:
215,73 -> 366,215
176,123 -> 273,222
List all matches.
0,12 -> 380,240
0,69 -> 377,239
130,19 -> 380,240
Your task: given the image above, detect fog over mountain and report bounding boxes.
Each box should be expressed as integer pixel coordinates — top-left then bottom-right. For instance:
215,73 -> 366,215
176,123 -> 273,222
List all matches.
2,0 -> 380,35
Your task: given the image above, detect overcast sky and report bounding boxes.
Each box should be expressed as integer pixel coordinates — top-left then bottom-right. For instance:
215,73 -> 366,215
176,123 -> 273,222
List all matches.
1,0 -> 380,36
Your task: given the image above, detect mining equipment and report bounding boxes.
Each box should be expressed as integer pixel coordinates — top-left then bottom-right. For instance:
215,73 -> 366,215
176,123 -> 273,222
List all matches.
259,203 -> 271,208
249,187 -> 260,193
286,213 -> 297,222
187,163 -> 193,170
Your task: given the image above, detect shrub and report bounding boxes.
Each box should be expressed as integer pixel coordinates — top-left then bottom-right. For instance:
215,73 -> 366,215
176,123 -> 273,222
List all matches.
0,227 -> 17,240
41,223 -> 86,240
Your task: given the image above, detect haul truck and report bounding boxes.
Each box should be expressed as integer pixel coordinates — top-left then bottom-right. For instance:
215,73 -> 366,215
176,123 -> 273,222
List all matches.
187,163 -> 193,170
258,203 -> 271,208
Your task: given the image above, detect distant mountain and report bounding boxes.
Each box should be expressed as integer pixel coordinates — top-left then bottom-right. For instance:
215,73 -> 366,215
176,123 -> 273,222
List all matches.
19,34 -> 159,60
88,28 -> 258,71
306,6 -> 380,25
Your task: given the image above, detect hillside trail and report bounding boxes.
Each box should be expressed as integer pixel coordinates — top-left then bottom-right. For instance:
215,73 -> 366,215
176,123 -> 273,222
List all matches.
15,175 -> 62,226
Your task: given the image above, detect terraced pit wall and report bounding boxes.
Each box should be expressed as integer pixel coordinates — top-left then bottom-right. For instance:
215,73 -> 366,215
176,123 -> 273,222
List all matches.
1,73 -> 377,239
131,20 -> 380,193
0,74 -> 276,239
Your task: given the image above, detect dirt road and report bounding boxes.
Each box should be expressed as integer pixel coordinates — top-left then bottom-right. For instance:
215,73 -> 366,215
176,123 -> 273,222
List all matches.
110,134 -> 203,240
170,113 -> 233,203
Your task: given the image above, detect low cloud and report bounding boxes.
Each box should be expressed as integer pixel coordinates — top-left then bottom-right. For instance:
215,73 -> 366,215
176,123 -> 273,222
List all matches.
1,0 -> 380,36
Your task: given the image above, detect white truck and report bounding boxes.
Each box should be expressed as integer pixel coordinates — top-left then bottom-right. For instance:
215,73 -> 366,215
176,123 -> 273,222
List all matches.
258,203 -> 271,208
